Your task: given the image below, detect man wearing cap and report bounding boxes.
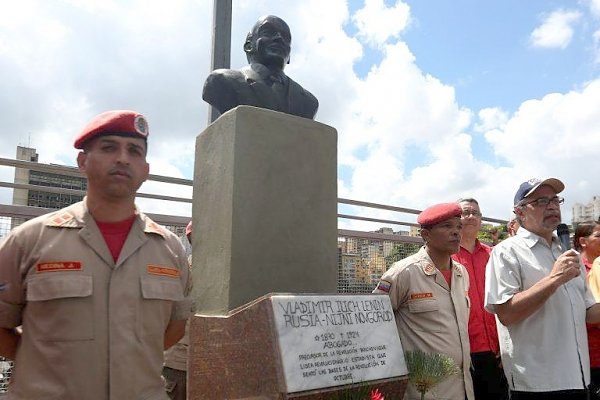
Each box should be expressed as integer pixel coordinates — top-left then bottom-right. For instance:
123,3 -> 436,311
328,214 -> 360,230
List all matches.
485,178 -> 600,400
374,203 -> 474,400
452,198 -> 507,400
0,110 -> 193,400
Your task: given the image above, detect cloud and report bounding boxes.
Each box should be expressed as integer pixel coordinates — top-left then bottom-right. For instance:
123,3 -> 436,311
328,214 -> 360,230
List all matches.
352,0 -> 411,48
484,79 -> 600,215
530,9 -> 582,49
589,0 -> 600,17
1,0 -> 600,231
474,108 -> 509,133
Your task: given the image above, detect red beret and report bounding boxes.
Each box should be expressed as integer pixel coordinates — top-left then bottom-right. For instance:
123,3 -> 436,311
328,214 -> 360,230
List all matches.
185,221 -> 192,237
417,202 -> 462,226
74,110 -> 149,149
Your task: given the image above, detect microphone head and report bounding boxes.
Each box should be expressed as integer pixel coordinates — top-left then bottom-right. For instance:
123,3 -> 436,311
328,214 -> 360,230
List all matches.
557,223 -> 570,236
557,223 -> 571,250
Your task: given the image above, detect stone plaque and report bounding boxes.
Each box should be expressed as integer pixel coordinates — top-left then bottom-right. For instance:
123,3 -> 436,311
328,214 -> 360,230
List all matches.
271,294 -> 407,393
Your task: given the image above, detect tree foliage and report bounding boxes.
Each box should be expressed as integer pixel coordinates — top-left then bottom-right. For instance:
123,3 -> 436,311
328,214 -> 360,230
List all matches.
385,242 -> 421,268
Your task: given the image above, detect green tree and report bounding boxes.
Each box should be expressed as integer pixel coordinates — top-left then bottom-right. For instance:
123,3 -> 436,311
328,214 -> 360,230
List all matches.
477,224 -> 508,244
385,242 -> 421,268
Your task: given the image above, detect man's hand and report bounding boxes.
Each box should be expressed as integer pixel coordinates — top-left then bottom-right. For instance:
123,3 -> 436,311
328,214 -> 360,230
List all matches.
550,250 -> 581,285
495,250 -> 580,326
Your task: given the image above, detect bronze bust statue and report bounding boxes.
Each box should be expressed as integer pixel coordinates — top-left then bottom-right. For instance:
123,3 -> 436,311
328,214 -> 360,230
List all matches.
202,15 -> 319,120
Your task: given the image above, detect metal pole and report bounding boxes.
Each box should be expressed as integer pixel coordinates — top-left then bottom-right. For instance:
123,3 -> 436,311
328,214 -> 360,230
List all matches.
208,0 -> 232,124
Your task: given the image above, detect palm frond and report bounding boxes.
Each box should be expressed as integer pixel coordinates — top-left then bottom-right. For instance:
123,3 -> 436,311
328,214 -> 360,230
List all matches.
404,349 -> 460,395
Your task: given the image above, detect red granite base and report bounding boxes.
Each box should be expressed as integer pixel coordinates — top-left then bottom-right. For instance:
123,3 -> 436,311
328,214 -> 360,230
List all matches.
188,294 -> 408,400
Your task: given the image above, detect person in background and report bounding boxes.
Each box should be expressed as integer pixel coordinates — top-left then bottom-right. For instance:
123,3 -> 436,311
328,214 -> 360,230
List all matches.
489,226 -> 500,246
374,202 -> 474,400
0,110 -> 192,400
485,178 -> 600,400
576,220 -> 600,399
163,221 -> 193,400
507,211 -> 520,237
452,198 -> 507,400
578,220 -> 600,279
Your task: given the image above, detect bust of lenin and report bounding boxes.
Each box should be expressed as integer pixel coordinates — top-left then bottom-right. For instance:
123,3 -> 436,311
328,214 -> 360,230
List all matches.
202,15 -> 319,120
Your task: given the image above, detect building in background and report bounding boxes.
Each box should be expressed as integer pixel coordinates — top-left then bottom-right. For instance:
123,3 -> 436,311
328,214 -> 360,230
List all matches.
12,146 -> 87,209
338,227 -> 421,293
573,196 -> 600,224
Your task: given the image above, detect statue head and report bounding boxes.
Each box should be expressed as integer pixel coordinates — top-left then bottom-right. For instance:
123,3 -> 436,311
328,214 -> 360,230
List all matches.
244,15 -> 291,70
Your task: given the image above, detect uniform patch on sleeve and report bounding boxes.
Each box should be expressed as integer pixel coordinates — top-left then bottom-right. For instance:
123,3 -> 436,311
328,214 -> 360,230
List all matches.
147,265 -> 180,278
376,280 -> 392,293
410,292 -> 433,300
37,261 -> 82,273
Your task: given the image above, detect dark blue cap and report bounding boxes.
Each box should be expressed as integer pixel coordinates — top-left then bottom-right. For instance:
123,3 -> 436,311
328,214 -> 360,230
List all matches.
514,178 -> 564,206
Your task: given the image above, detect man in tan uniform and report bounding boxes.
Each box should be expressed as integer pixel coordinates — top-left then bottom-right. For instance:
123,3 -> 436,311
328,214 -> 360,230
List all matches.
374,202 -> 474,400
0,110 -> 193,400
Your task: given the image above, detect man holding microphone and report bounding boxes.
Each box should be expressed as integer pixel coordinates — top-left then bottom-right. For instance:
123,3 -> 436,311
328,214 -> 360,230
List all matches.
485,178 -> 600,400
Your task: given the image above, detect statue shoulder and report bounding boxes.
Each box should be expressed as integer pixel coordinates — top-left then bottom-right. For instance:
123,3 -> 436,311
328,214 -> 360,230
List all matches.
205,68 -> 246,86
202,68 -> 248,108
287,77 -> 319,118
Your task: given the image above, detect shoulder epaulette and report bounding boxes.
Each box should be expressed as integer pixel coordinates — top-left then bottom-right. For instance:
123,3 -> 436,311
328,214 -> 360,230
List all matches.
45,211 -> 75,227
145,221 -> 166,238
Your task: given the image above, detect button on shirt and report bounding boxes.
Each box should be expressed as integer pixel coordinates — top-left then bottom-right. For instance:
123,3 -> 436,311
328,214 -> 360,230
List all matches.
484,228 -> 595,392
374,247 -> 474,400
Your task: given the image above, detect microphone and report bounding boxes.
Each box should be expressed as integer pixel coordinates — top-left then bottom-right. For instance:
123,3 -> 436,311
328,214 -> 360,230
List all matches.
557,223 -> 571,251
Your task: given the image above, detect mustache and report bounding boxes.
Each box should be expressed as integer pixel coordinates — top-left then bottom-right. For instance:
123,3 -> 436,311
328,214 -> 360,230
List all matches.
544,211 -> 560,219
109,166 -> 132,177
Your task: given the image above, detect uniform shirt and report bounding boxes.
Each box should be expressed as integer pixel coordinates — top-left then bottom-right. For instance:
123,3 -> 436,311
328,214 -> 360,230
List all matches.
374,247 -> 474,400
485,227 -> 595,392
452,241 -> 499,354
0,201 -> 193,400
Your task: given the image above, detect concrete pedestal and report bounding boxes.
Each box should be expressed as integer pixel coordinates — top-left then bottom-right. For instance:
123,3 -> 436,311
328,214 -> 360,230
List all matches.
192,106 -> 338,314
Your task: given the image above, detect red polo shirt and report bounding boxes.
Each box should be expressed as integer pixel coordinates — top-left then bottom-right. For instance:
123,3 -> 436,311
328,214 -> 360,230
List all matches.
452,240 -> 499,354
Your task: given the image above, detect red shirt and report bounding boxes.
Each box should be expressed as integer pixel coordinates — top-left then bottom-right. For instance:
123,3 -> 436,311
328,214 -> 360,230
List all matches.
584,256 -> 600,368
96,216 -> 136,262
452,240 -> 499,354
440,268 -> 452,288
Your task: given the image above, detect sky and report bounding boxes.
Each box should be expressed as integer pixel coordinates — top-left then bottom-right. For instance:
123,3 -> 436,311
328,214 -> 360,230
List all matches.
1,0 -> 599,230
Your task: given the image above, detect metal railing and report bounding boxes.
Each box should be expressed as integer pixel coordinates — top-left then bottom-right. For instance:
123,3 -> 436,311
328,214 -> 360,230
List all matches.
0,156 -> 507,295
0,157 -> 506,393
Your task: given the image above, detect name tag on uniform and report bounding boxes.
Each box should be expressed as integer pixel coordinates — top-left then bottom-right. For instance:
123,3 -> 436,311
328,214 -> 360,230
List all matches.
147,265 -> 180,278
410,292 -> 433,300
36,261 -> 82,273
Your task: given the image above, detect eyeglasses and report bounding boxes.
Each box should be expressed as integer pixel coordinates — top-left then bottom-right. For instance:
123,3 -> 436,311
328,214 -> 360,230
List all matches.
461,210 -> 482,217
522,196 -> 564,208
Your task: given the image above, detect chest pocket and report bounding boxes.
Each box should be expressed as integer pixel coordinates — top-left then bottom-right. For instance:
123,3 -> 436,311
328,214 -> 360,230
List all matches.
137,276 -> 184,340
26,274 -> 94,341
406,298 -> 442,332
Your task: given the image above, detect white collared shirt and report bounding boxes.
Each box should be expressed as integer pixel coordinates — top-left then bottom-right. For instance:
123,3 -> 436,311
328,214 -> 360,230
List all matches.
485,227 -> 596,392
